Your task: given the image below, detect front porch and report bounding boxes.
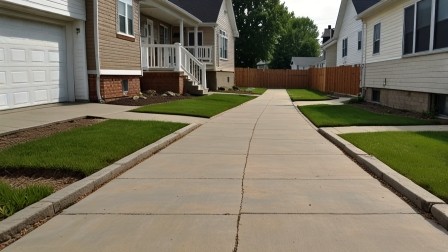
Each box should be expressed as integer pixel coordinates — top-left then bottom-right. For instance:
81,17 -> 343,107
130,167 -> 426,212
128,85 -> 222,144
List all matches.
139,0 -> 216,95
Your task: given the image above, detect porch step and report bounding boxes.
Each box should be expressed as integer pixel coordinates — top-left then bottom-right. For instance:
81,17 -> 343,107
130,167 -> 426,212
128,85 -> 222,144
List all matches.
183,76 -> 208,96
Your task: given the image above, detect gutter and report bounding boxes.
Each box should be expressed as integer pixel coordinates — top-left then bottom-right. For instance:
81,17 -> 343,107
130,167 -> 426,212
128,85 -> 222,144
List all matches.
93,0 -> 104,103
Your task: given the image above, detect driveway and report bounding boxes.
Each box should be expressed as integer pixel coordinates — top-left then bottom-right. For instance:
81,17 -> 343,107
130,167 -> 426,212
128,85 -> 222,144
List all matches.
4,90 -> 448,251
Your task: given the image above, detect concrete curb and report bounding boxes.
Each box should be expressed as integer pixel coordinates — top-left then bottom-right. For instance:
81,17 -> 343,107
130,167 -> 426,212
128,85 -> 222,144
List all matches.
318,128 -> 448,230
0,123 -> 200,242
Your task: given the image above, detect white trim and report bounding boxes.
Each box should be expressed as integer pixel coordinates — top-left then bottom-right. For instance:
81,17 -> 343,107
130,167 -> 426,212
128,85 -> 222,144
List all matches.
66,23 -> 75,102
100,70 -> 143,75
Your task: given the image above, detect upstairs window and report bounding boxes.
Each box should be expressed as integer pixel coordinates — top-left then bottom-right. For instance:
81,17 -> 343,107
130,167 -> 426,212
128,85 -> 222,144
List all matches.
342,38 -> 348,57
219,30 -> 228,59
434,0 -> 448,49
403,0 -> 448,55
358,31 -> 362,50
118,0 -> 133,36
373,23 -> 381,54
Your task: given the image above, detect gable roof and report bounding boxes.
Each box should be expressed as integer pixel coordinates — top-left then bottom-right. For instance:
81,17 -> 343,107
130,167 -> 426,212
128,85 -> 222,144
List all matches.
352,0 -> 380,14
168,0 -> 222,22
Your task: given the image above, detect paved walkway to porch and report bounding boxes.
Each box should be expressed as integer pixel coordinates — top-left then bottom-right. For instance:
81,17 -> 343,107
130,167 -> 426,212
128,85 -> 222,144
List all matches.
4,90 -> 448,251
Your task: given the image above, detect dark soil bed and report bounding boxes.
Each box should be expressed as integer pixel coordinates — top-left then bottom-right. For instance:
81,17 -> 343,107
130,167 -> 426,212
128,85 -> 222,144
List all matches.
108,95 -> 192,106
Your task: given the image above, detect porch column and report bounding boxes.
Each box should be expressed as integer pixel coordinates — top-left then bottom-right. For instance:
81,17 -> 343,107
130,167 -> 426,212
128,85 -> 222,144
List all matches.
179,19 -> 184,46
194,26 -> 198,57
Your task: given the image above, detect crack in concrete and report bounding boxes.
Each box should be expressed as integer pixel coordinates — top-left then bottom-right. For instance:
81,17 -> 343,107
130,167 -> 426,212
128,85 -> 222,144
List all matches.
233,96 -> 272,252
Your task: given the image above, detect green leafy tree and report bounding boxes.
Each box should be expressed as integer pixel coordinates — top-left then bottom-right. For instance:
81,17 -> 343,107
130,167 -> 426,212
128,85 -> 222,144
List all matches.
270,17 -> 320,69
233,0 -> 291,68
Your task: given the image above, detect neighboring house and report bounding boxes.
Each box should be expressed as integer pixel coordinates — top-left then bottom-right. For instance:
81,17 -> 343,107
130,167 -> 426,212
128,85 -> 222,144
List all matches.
358,0 -> 448,115
0,0 -> 88,110
257,61 -> 269,69
321,25 -> 337,67
334,0 -> 380,66
290,57 -> 324,70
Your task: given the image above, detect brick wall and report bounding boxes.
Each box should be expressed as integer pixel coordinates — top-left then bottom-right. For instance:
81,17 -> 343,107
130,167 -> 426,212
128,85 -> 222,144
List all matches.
88,75 -> 140,101
365,88 -> 431,113
141,72 -> 184,94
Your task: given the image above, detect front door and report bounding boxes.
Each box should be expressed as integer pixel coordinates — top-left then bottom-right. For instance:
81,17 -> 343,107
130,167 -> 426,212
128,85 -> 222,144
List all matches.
141,19 -> 154,69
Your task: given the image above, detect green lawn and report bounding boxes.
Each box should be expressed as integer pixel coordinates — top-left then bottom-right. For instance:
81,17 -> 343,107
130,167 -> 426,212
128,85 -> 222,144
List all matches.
0,182 -> 54,220
287,89 -> 330,101
299,104 -> 436,127
133,94 -> 256,118
341,131 -> 448,202
0,120 -> 186,176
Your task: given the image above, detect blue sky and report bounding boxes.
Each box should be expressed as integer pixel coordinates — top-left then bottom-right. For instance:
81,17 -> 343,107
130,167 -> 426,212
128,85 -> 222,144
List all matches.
282,0 -> 340,37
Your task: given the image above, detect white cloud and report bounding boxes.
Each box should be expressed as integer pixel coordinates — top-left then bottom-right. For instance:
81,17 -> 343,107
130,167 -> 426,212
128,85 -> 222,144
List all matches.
282,0 -> 340,37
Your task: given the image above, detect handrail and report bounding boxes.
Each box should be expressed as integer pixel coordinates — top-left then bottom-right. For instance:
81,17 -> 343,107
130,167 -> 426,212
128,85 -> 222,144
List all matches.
141,43 -> 207,89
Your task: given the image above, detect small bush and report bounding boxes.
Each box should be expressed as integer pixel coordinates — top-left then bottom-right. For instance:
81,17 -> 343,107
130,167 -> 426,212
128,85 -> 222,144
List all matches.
347,96 -> 364,104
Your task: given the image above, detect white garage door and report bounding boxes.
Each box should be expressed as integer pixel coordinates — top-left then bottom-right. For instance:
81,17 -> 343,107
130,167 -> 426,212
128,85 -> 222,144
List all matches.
0,15 -> 68,110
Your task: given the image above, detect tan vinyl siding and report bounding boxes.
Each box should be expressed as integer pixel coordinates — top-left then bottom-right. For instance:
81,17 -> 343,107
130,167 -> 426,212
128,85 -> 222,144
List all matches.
364,0 -> 408,63
85,0 -> 96,71
215,1 -> 235,72
365,52 -> 448,94
98,0 -> 141,71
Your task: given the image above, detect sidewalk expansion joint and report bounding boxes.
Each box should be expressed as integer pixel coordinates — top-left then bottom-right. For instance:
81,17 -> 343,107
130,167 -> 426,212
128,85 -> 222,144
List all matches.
233,96 -> 271,252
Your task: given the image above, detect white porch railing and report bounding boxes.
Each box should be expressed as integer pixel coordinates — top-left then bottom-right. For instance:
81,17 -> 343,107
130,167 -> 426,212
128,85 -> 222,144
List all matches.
141,43 -> 207,89
184,46 -> 213,63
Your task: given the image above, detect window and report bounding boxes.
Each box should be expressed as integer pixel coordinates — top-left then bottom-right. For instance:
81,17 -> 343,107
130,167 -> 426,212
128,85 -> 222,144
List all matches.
117,0 -> 133,36
372,89 -> 381,102
219,30 -> 228,59
403,5 -> 415,54
416,0 -> 432,52
188,31 -> 203,46
342,38 -> 348,57
403,0 -> 448,55
358,31 -> 362,50
373,23 -> 381,54
159,25 -> 169,44
122,80 -> 129,95
434,0 -> 448,49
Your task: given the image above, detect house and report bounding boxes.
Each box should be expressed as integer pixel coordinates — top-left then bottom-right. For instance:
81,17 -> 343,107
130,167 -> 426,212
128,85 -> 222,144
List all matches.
333,0 -> 380,66
290,57 -> 324,70
358,0 -> 448,115
257,61 -> 269,70
86,0 -> 238,101
0,0 -> 88,110
320,25 -> 337,67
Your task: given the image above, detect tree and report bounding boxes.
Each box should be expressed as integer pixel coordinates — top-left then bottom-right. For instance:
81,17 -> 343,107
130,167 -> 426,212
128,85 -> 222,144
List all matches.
269,17 -> 320,69
233,0 -> 290,68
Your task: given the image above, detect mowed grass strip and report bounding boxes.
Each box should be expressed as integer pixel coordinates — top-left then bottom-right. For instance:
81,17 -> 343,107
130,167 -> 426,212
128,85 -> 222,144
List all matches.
287,89 -> 330,101
241,87 -> 267,95
0,182 -> 54,220
0,120 -> 186,176
341,131 -> 448,202
133,94 -> 255,118
299,104 -> 436,127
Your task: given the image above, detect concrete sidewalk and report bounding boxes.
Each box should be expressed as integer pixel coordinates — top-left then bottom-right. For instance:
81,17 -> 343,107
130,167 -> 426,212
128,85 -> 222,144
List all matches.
0,103 -> 207,135
5,90 -> 448,251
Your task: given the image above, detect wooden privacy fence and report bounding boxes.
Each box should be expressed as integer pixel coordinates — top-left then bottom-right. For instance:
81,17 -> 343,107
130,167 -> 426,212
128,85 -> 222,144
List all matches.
235,65 -> 361,96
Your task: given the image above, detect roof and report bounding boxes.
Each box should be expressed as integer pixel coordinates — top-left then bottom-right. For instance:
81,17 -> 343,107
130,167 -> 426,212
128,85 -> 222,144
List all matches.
291,57 -> 324,67
168,0 -> 223,22
352,0 -> 381,14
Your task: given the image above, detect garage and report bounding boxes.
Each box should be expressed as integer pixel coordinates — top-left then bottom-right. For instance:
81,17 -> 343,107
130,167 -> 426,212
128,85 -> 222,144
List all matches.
0,15 -> 68,110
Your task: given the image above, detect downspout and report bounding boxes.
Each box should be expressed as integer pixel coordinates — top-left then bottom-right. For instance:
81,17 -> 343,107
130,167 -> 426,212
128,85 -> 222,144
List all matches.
361,22 -> 368,98
94,0 -> 104,103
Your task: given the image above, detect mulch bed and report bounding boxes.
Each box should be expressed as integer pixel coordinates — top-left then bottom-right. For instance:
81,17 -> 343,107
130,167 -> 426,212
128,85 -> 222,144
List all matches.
107,95 -> 192,106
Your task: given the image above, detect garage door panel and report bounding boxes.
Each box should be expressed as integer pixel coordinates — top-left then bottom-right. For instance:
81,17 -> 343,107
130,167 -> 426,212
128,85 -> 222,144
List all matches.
0,15 -> 68,110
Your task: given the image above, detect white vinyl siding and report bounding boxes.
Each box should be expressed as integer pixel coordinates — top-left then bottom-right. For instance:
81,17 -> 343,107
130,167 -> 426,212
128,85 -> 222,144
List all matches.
336,0 -> 363,66
215,0 -> 235,71
2,0 -> 86,20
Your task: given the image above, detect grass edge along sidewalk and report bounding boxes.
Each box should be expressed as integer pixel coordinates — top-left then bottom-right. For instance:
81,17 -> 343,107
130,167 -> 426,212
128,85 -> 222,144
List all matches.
133,94 -> 256,118
299,104 -> 437,127
0,120 -> 187,219
340,131 -> 448,203
287,89 -> 331,101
